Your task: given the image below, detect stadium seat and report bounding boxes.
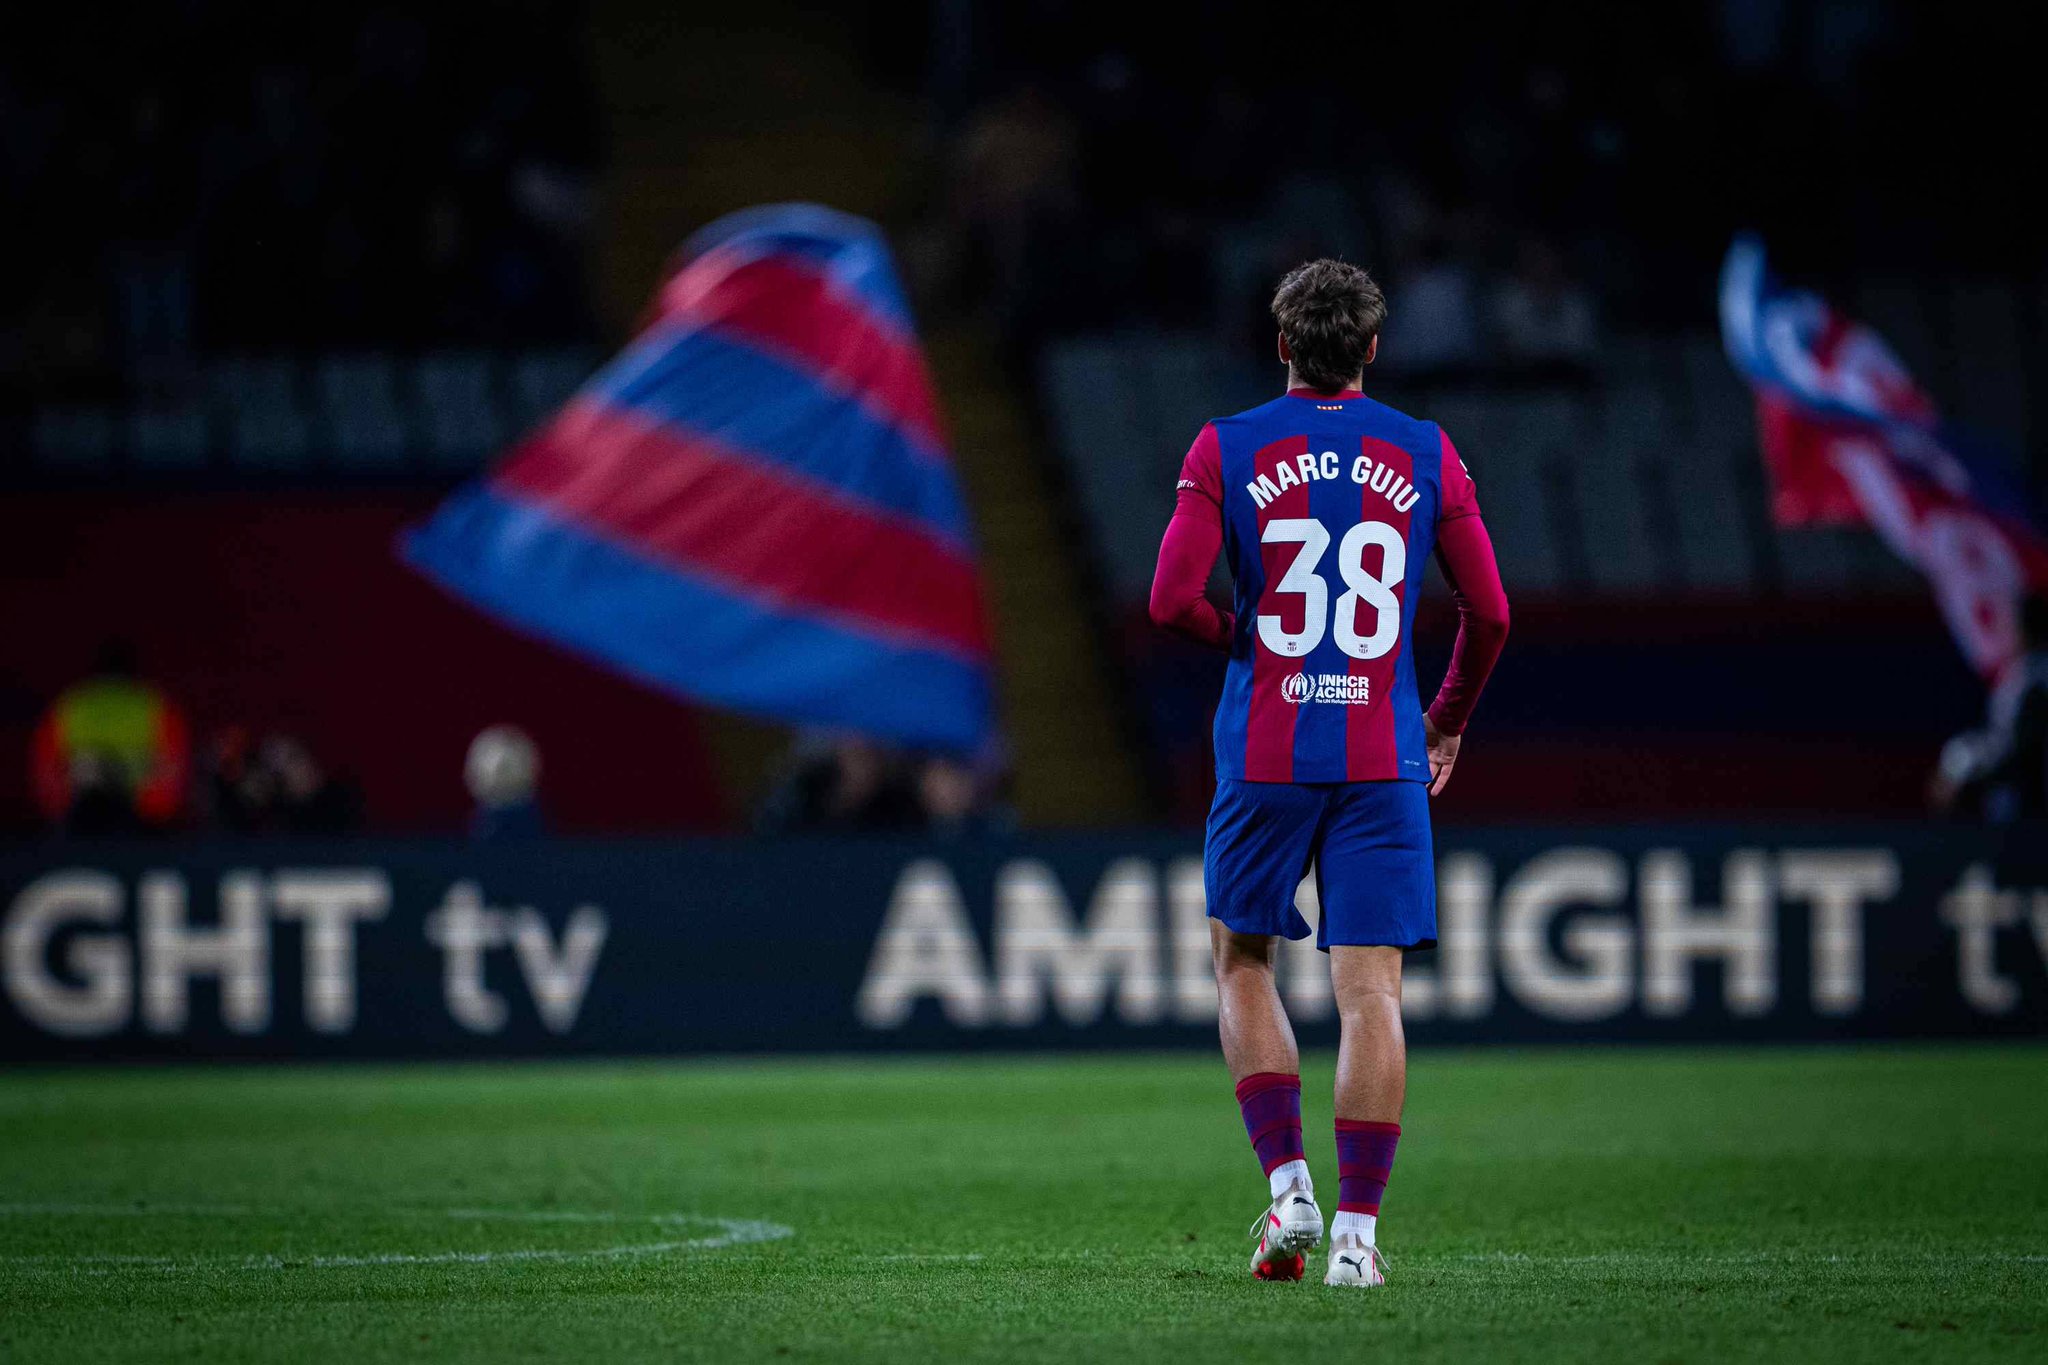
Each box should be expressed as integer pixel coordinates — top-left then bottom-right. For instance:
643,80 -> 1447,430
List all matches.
415,351 -> 504,468
1774,525 -> 1861,594
1438,392 -> 1563,595
1139,339 -> 1231,585
1030,331 -> 1951,608
1601,381 -> 1752,594
1040,339 -> 1158,602
316,354 -> 411,469
1567,391 -> 1668,595
31,408 -> 117,472
1664,444 -> 1761,592
126,406 -> 210,470
1842,527 -> 1919,590
210,355 -> 312,469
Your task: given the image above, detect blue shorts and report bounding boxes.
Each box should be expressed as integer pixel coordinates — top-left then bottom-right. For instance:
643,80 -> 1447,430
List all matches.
1204,778 -> 1436,951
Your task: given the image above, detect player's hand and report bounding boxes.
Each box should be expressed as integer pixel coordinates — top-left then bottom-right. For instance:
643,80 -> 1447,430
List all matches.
1423,713 -> 1460,796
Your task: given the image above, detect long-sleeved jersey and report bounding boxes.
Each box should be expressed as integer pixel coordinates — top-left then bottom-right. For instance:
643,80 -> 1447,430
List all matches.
1150,387 -> 1508,783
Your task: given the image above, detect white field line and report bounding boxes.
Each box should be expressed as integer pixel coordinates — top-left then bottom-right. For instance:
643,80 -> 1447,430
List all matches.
0,1203 -> 792,1271
5,1207 -> 2041,1275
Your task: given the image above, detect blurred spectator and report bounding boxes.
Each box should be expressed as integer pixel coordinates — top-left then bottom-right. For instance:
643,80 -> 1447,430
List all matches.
206,727 -> 362,834
28,641 -> 190,834
912,5 -> 1997,366
1,2 -> 597,395
947,81 -> 1083,347
204,726 -> 262,830
758,733 -> 1011,835
1384,237 -> 1482,378
918,758 -> 978,827
1490,239 -> 1599,376
758,735 -> 924,834
917,748 -> 1015,838
1932,597 -> 2048,822
261,733 -> 362,834
465,724 -> 546,840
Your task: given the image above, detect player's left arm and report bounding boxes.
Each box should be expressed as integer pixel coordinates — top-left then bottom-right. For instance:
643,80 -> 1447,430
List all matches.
1423,429 -> 1510,795
1148,423 -> 1235,650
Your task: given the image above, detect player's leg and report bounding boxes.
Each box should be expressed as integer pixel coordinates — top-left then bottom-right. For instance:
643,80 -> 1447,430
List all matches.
1313,780 -> 1434,1287
1327,944 -> 1404,1285
1215,924 -> 1323,1279
1332,944 -> 1406,1123
1204,778 -> 1326,1279
1214,921 -> 1297,1080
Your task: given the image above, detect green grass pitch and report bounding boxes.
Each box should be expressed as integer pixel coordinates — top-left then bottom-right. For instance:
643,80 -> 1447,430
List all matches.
2,1045 -> 2044,1362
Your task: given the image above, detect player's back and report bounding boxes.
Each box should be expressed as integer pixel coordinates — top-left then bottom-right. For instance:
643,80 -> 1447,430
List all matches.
1194,387 -> 1475,784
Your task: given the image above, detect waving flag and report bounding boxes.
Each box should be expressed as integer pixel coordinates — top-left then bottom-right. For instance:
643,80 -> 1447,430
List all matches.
1720,235 -> 2048,681
404,204 -> 995,751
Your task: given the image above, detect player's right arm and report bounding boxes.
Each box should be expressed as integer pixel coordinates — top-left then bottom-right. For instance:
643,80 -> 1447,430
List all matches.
1148,423 -> 1234,650
1423,429 -> 1509,793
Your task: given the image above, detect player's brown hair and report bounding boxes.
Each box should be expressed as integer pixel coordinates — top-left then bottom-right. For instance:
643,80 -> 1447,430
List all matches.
1271,259 -> 1387,392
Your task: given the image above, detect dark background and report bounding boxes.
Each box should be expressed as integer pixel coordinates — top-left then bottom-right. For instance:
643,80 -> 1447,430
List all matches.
2,0 -> 2039,835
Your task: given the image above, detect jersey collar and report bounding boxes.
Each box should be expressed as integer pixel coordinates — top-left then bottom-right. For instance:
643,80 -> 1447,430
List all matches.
1285,386 -> 1363,400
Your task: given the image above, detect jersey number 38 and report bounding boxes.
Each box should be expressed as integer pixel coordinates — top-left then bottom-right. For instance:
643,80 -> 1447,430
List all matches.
1256,518 -> 1405,660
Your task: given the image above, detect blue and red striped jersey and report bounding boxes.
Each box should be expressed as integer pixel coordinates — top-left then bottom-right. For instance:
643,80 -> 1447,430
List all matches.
1177,388 -> 1481,783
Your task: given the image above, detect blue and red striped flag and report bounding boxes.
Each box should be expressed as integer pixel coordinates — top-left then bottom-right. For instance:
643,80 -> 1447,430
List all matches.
403,204 -> 995,751
1720,234 -> 2048,682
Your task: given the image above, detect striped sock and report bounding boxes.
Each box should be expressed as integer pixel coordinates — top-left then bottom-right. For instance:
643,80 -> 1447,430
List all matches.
1235,1072 -> 1307,1192
1334,1119 -> 1400,1241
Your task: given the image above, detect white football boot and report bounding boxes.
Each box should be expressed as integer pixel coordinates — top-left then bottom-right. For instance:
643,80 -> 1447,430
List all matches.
1247,1181 -> 1323,1281
1323,1235 -> 1389,1287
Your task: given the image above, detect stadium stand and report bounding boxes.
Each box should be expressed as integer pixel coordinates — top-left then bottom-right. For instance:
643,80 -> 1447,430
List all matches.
3,0 -> 2041,830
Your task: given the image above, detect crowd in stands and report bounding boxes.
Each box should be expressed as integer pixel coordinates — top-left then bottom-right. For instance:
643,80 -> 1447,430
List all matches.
913,1 -> 2004,384
25,648 -> 1008,839
27,647 -> 565,839
757,734 -> 1013,838
9,2 -> 2034,836
30,643 -> 363,838
2,4 -> 598,407
926,69 -> 1607,380
914,9 -> 1706,371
